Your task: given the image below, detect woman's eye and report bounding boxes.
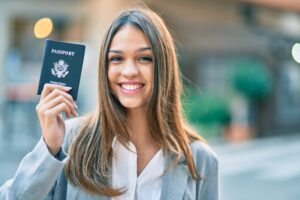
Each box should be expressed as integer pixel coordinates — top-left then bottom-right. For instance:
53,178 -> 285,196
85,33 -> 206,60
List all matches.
139,56 -> 153,62
110,56 -> 123,62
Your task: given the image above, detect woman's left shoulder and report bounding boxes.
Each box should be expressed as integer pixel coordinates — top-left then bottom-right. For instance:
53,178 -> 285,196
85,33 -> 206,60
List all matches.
189,140 -> 218,170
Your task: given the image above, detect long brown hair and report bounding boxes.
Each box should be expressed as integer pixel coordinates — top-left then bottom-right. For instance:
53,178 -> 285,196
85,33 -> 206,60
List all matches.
65,6 -> 205,196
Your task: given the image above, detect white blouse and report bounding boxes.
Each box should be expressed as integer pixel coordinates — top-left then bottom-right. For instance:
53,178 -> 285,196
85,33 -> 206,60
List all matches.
111,137 -> 164,200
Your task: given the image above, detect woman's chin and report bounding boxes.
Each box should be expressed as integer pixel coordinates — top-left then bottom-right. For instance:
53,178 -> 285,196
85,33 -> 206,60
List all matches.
120,100 -> 144,109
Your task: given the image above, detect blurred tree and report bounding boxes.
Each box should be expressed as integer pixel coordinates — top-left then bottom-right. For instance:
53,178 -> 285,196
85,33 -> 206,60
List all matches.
230,58 -> 273,137
182,89 -> 231,138
232,60 -> 272,100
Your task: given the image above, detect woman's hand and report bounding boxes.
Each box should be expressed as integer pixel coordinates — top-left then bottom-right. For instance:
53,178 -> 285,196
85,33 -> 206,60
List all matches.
36,84 -> 78,156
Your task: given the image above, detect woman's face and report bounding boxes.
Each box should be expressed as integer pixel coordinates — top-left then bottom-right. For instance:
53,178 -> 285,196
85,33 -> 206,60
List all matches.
108,24 -> 153,110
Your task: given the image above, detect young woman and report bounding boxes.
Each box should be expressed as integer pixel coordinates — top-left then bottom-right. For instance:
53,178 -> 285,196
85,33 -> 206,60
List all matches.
0,6 -> 218,200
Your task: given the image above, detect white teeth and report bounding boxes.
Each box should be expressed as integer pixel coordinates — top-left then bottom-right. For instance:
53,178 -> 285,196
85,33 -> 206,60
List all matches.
121,84 -> 143,91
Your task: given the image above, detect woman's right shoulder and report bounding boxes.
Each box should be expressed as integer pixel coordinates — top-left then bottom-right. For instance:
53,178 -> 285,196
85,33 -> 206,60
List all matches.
63,116 -> 87,151
65,116 -> 85,135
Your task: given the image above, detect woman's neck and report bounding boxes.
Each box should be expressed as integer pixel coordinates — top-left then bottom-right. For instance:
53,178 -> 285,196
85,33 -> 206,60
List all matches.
126,107 -> 161,176
127,107 -> 156,149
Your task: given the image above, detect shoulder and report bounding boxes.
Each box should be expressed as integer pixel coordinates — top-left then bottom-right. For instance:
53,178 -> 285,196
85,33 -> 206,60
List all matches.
189,140 -> 218,174
62,116 -> 87,151
65,117 -> 85,134
189,140 -> 218,161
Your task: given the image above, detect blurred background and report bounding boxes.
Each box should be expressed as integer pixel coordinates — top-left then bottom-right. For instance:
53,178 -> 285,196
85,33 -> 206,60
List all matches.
0,0 -> 300,199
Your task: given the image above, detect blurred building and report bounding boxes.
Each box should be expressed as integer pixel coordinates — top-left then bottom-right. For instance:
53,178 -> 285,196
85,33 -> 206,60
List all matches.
0,0 -> 129,138
149,0 -> 300,137
0,0 -> 300,138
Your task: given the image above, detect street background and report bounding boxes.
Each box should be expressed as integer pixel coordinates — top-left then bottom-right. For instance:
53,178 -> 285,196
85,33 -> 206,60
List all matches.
1,0 -> 300,199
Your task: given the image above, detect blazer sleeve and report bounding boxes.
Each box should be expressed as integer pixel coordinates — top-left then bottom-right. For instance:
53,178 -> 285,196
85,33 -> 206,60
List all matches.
0,118 -> 80,200
191,141 -> 219,200
197,156 -> 219,200
0,137 -> 67,200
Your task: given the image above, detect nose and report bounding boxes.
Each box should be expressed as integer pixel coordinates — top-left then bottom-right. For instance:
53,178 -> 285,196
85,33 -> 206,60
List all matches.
121,60 -> 139,77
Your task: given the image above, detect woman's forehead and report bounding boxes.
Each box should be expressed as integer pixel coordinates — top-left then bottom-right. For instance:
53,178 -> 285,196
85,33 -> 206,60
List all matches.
109,24 -> 151,51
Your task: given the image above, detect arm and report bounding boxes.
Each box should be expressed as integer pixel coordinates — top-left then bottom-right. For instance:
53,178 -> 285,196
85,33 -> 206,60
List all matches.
0,138 -> 67,200
191,141 -> 219,200
197,157 -> 219,200
0,84 -> 78,200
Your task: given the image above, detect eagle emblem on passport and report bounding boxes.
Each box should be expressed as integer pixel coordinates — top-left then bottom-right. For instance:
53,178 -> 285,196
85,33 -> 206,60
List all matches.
51,59 -> 69,78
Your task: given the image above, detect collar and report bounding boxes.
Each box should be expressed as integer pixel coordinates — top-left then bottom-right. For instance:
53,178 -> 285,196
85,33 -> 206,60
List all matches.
111,136 -> 137,153
111,136 -> 189,200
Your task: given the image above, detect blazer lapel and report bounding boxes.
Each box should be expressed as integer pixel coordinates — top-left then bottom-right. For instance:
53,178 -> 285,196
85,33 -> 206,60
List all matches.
160,155 -> 189,200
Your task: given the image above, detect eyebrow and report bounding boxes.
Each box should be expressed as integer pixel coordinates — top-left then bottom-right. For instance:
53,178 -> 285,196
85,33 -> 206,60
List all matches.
109,47 -> 151,54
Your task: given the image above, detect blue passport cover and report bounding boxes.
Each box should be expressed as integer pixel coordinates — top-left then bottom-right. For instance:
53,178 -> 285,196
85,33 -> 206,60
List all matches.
37,39 -> 85,100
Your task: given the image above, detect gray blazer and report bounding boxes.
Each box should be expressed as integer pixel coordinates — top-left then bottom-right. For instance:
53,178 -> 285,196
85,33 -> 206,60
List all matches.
0,118 -> 218,200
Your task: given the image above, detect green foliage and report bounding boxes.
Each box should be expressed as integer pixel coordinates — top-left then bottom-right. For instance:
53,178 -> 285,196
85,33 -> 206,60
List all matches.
182,89 -> 231,126
230,58 -> 273,100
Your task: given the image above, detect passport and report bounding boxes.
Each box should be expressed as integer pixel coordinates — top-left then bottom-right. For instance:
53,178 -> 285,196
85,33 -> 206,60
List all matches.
37,39 -> 85,100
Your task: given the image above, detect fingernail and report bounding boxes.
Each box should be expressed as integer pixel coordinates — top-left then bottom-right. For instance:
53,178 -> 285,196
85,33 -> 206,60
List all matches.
74,103 -> 78,109
65,86 -> 72,91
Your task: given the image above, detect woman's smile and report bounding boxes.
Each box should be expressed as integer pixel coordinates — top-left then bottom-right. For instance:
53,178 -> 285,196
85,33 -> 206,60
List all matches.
118,82 -> 145,94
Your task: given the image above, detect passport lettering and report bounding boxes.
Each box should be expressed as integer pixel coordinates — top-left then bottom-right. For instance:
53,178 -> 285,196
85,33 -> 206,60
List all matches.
51,49 -> 75,56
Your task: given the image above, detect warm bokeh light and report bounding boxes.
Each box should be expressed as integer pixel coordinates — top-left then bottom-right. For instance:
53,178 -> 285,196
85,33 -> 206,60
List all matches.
34,17 -> 53,38
291,43 -> 300,63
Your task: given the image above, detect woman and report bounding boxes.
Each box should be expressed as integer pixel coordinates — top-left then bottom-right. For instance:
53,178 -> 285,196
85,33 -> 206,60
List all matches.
0,6 -> 218,200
